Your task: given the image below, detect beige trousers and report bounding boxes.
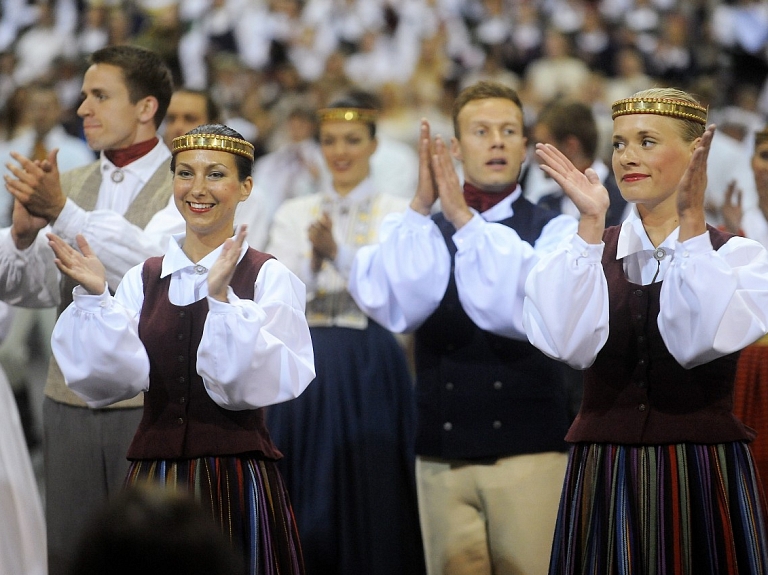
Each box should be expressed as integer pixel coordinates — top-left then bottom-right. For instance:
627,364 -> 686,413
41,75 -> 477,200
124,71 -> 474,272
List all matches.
416,451 -> 567,575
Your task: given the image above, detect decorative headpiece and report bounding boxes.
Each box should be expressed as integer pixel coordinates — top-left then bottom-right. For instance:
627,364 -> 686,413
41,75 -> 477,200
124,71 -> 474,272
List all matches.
755,126 -> 768,147
611,97 -> 708,126
171,133 -> 255,161
317,107 -> 378,124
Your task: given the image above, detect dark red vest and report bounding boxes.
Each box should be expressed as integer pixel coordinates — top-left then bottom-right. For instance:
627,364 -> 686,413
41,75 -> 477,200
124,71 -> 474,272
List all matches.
567,225 -> 755,445
127,248 -> 283,460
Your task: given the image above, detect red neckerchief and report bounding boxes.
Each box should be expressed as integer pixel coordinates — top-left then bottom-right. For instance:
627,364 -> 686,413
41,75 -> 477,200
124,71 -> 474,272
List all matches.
104,137 -> 158,167
463,182 -> 517,213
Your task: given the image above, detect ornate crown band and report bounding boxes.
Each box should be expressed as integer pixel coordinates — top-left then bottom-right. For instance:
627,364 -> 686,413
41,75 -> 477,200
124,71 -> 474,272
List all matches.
317,107 -> 378,124
171,134 -> 255,161
611,97 -> 708,125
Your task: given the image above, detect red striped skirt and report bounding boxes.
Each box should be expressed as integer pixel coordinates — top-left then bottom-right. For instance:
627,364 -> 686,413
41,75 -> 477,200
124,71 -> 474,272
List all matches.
733,341 -> 768,495
549,442 -> 768,574
126,456 -> 304,575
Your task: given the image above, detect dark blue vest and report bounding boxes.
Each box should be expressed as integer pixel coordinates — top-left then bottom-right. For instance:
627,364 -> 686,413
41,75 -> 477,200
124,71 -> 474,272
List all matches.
414,197 -> 571,460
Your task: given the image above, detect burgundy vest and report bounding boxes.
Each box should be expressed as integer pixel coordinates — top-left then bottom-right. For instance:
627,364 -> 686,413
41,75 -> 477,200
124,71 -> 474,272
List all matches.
567,225 -> 755,445
127,248 -> 283,460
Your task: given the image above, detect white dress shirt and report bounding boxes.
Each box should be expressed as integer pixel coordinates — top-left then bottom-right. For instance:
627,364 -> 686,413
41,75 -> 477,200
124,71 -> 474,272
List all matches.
51,233 -> 315,410
349,186 -> 579,338
523,207 -> 768,370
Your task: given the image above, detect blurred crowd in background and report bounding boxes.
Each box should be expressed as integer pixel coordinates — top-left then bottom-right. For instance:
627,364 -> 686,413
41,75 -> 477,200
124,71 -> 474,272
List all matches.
0,0 -> 767,167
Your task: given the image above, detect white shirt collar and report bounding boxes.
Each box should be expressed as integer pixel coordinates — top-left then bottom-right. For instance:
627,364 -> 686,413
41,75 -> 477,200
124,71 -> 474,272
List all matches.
480,184 -> 523,222
160,232 -> 249,278
616,205 -> 679,259
324,176 -> 377,205
99,139 -> 171,186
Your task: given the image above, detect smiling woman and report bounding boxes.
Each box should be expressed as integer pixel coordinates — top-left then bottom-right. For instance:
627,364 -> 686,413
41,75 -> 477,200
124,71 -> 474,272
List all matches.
48,124 -> 316,575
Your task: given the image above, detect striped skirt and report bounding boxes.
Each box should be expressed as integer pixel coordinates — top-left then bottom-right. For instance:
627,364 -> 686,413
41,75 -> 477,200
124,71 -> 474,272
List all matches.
733,339 -> 768,496
126,456 -> 304,575
549,442 -> 768,575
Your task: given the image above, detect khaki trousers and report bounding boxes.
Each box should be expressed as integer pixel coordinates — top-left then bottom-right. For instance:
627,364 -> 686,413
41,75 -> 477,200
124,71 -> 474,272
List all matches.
416,451 -> 567,575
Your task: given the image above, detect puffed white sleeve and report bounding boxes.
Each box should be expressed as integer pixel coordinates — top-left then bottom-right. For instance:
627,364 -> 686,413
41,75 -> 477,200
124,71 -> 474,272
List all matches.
659,232 -> 768,368
0,227 -> 61,307
454,213 -> 578,339
50,265 -> 150,408
349,208 -> 451,333
523,234 -> 610,369
196,259 -> 316,410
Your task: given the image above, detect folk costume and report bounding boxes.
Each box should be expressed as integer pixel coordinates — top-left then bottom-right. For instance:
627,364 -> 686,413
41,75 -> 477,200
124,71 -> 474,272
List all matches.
51,132 -> 315,575
523,97 -> 768,573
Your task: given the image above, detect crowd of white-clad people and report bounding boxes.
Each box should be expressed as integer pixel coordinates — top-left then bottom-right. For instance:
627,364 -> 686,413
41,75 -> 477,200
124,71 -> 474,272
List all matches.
1,0 -> 768,573
1,0 -> 768,160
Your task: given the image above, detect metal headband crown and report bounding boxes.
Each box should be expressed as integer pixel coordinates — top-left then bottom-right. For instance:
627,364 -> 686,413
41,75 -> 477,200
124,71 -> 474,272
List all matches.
611,97 -> 708,125
171,133 -> 255,161
317,107 -> 378,124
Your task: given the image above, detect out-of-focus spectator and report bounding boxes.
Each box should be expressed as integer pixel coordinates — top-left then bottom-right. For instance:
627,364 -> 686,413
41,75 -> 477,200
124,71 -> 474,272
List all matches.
13,3 -> 77,85
523,27 -> 591,113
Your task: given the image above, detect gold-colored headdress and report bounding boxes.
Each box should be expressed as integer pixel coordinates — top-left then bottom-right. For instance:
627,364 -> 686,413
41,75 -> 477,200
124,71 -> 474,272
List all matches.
755,126 -> 768,147
317,107 -> 378,124
611,97 -> 708,125
171,133 -> 255,161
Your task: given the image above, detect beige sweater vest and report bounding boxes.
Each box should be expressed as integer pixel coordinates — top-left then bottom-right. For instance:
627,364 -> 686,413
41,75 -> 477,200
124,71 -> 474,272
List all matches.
44,159 -> 173,408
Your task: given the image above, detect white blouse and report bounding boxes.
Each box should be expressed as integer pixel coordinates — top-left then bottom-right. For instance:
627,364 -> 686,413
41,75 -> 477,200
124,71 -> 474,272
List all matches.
348,186 -> 579,339
51,233 -> 316,410
523,207 -> 768,370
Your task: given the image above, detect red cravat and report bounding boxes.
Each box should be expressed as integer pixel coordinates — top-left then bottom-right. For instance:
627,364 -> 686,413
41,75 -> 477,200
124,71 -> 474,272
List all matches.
462,182 -> 517,213
104,137 -> 159,167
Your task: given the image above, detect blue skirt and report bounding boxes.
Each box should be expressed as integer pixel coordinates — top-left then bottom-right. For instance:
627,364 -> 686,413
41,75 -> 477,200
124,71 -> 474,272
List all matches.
267,322 -> 425,575
126,456 -> 303,575
550,441 -> 768,574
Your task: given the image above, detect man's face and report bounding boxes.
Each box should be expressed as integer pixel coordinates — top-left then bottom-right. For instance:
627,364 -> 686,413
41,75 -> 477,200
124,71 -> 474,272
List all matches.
77,63 -> 146,151
451,97 -> 527,192
163,92 -> 210,147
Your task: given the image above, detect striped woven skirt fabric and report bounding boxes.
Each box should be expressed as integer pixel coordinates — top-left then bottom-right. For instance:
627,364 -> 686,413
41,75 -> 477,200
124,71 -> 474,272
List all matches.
126,456 -> 304,575
549,442 -> 768,575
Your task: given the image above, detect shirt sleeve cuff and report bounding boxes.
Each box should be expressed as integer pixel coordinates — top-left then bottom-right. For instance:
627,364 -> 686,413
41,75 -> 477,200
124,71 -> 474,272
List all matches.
452,213 -> 485,250
567,233 -> 604,262
51,198 -> 88,243
402,207 -> 436,231
674,230 -> 713,259
72,282 -> 111,310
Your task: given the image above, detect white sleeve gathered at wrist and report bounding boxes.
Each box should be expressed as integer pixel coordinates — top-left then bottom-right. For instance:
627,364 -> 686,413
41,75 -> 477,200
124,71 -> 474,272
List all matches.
523,233 -> 609,368
50,198 -> 87,243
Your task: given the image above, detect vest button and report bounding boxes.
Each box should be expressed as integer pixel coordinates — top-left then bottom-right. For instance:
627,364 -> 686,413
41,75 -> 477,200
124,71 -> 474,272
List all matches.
492,420 -> 502,429
445,382 -> 454,391
177,417 -> 184,424
178,311 -> 185,318
493,381 -> 503,390
178,355 -> 185,363
638,403 -> 647,412
178,376 -> 185,383
177,333 -> 184,340
633,289 -> 643,297
635,314 -> 643,321
179,396 -> 186,404
443,422 -> 453,431
638,358 -> 646,366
